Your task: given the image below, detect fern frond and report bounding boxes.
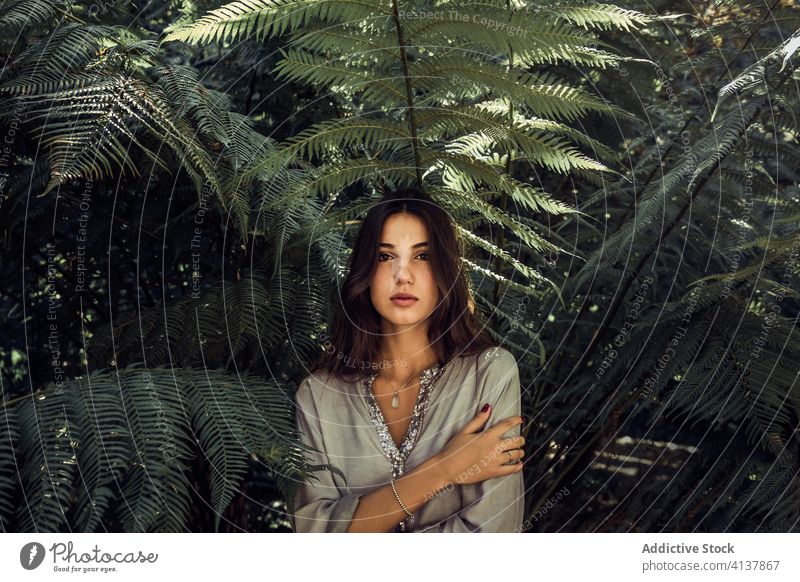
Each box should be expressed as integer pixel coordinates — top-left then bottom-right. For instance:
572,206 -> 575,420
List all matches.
0,403 -> 19,530
273,48 -> 405,101
543,2 -> 659,32
0,0 -> 65,34
456,224 -> 556,291
711,28 -> 800,121
460,256 -> 537,296
418,106 -> 614,175
4,365 -> 305,532
407,9 -> 620,68
19,74 -> 221,197
278,117 -> 411,163
162,0 -> 389,45
0,24 -> 119,95
428,181 -> 567,254
286,22 -> 399,59
415,56 -> 633,124
15,389 -> 79,532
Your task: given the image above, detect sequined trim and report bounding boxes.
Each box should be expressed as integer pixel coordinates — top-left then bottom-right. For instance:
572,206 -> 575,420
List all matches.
362,363 -> 444,532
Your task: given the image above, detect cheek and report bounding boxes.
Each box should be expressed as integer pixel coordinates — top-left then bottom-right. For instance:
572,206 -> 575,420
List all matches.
421,271 -> 439,301
371,266 -> 390,291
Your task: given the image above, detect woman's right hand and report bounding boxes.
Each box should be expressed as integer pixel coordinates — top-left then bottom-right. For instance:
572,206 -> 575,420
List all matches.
434,405 -> 525,486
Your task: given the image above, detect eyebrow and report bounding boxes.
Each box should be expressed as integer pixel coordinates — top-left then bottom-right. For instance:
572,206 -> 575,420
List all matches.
378,242 -> 429,249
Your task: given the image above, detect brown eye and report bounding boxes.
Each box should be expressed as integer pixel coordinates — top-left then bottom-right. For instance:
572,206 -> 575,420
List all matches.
417,252 -> 430,260
377,252 -> 391,261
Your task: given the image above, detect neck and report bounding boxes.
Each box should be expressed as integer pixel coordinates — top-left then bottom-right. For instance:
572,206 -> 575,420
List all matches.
378,322 -> 438,381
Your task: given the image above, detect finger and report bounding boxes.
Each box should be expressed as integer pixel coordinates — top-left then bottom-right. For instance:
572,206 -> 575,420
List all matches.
485,415 -> 523,438
492,440 -> 524,461
499,435 -> 525,451
458,404 -> 493,435
498,459 -> 525,475
503,448 -> 524,463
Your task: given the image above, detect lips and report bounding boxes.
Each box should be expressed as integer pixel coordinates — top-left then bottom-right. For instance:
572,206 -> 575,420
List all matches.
390,293 -> 418,300
390,293 -> 418,307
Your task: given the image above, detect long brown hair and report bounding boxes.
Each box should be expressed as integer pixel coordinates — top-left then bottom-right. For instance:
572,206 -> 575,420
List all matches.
310,188 -> 497,382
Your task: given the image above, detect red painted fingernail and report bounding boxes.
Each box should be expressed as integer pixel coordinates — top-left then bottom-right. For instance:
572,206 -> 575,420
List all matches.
481,403 -> 490,413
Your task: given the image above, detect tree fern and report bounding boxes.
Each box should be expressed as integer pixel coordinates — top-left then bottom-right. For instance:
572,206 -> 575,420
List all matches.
5,0 -> 798,534
0,17 -> 280,238
0,366 -> 309,532
165,0 -> 656,295
0,402 -> 20,531
523,0 -> 800,530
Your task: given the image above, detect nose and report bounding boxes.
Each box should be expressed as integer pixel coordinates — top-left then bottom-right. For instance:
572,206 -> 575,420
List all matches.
393,257 -> 413,285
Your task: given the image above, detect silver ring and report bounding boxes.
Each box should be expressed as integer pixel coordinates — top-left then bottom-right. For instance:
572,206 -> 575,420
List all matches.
506,450 -> 513,463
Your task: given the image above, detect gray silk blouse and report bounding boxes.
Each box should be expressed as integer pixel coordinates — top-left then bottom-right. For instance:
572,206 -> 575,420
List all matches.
289,346 -> 525,533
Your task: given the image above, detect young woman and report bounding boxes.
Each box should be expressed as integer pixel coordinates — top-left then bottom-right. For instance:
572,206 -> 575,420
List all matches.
290,188 -> 525,533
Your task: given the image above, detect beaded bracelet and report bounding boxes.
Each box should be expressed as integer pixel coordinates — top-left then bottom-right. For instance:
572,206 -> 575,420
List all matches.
390,479 -> 414,517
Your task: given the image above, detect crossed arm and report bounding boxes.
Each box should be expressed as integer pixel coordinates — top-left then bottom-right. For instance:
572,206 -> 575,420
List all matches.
290,349 -> 524,533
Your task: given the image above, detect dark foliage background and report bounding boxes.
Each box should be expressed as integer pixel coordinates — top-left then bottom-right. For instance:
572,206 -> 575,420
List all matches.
1,0 -> 799,532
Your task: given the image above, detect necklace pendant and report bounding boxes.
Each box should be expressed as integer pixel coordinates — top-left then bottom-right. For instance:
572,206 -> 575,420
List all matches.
391,392 -> 400,409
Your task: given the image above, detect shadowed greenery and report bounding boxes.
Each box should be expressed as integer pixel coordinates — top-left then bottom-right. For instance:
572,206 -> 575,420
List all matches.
1,0 -> 799,532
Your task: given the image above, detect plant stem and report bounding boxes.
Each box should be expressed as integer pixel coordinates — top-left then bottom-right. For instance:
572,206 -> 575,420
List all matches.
391,0 -> 423,188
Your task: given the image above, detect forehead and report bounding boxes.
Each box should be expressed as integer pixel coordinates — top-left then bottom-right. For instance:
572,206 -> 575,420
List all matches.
378,212 -> 429,244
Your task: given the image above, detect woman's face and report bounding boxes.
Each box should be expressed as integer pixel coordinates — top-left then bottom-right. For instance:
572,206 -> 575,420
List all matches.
370,212 -> 439,330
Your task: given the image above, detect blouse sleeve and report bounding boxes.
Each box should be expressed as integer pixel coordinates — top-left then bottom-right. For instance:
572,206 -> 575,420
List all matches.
418,348 -> 525,533
289,377 -> 362,533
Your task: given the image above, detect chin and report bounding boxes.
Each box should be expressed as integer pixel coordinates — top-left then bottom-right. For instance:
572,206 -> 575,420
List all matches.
384,315 -> 422,326
383,307 -> 434,325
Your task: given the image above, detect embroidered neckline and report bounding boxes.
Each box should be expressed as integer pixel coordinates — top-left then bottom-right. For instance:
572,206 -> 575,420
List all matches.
362,364 -> 442,462
361,363 -> 444,532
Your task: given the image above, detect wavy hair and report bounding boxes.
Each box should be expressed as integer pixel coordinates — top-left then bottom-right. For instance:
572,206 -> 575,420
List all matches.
310,188 -> 497,382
